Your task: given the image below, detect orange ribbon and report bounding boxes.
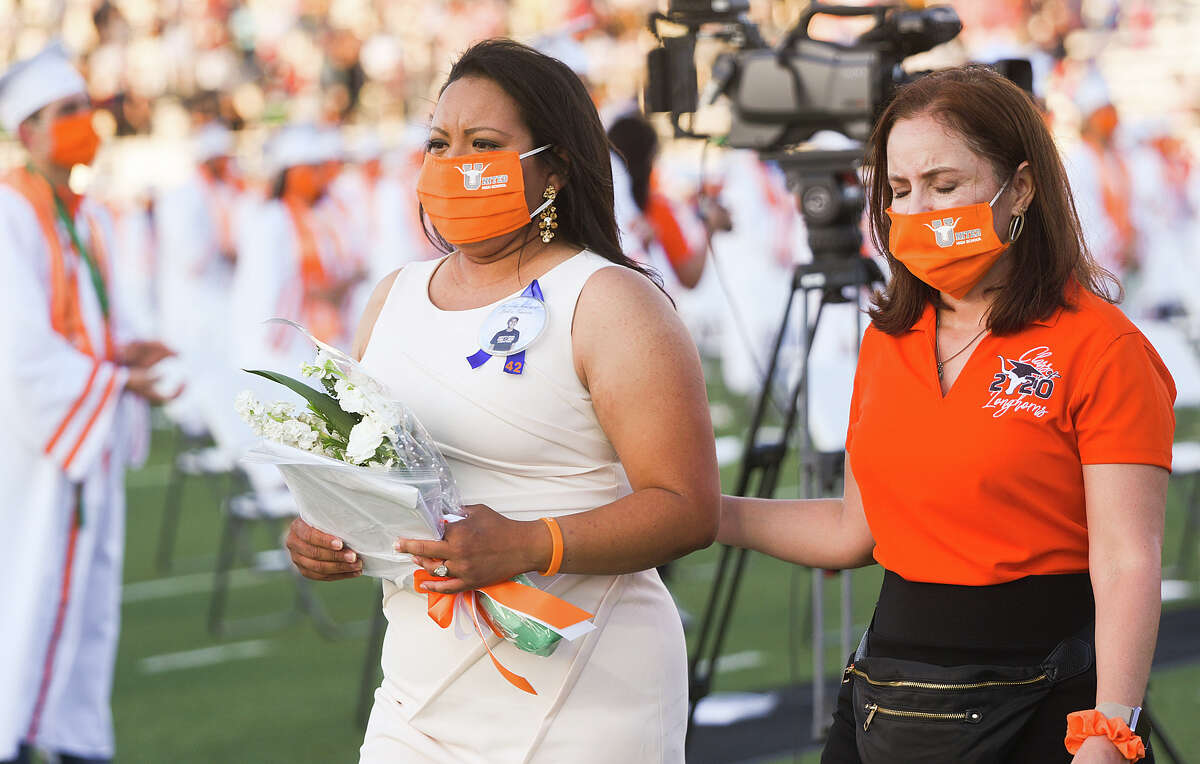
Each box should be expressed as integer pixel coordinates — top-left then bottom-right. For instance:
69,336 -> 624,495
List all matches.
413,570 -> 595,695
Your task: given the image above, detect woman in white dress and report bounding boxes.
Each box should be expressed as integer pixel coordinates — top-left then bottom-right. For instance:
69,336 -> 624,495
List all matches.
284,40 -> 719,763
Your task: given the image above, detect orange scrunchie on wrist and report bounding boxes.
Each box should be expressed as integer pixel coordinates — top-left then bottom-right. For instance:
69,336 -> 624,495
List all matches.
1064,710 -> 1146,761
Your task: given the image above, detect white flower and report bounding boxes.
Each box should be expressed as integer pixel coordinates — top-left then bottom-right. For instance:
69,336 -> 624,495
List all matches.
261,418 -> 286,443
235,390 -> 259,420
281,419 -> 318,450
301,349 -> 344,381
267,401 -> 296,420
334,378 -> 371,416
346,416 -> 387,464
298,411 -> 330,436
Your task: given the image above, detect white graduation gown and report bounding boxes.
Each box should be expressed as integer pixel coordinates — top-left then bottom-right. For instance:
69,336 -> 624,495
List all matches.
1126,142 -> 1200,318
330,168 -> 424,323
710,151 -> 810,395
0,188 -> 146,760
156,174 -> 240,435
1065,140 -> 1132,281
222,198 -> 330,493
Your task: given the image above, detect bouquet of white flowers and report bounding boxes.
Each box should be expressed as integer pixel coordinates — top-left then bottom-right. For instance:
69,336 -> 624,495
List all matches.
236,320 -> 462,577
237,321 -> 595,688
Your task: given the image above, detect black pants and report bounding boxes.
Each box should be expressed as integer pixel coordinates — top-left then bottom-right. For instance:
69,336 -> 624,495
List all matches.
820,571 -> 1154,764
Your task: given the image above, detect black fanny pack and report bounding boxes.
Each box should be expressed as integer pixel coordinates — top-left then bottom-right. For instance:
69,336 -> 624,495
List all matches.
847,626 -> 1094,764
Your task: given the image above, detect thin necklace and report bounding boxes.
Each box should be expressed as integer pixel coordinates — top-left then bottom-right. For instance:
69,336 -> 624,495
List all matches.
936,320 -> 989,380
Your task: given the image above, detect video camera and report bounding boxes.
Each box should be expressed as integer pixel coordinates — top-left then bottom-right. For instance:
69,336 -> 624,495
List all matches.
646,1 -> 969,151
645,2 -> 1031,262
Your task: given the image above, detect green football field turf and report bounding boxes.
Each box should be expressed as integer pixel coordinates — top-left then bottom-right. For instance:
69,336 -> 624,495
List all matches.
100,367 -> 1200,762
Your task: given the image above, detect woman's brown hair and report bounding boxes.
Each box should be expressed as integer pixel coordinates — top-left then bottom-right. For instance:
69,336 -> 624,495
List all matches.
865,65 -> 1119,336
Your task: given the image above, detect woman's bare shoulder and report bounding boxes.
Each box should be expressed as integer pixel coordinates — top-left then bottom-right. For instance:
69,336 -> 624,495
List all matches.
574,264 -> 676,329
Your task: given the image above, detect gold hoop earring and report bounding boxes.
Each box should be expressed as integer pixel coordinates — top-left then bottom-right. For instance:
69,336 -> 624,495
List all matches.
1008,210 -> 1025,243
539,185 -> 558,243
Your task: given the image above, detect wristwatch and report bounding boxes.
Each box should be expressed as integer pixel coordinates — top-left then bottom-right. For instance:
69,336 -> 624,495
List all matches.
1095,702 -> 1152,739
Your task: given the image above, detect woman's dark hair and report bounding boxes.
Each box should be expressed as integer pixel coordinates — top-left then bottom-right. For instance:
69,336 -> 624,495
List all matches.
865,65 -> 1119,336
421,39 -> 662,289
607,113 -> 658,212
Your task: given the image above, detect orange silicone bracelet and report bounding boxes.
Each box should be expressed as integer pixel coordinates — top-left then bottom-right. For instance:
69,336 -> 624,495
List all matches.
1064,710 -> 1146,761
540,517 -> 564,576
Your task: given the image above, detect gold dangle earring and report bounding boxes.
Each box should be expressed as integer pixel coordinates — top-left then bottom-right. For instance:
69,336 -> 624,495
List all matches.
1008,208 -> 1026,242
539,185 -> 558,243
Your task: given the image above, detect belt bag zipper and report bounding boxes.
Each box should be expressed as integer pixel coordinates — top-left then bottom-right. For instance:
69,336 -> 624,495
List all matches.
843,664 -> 1048,691
863,702 -> 984,731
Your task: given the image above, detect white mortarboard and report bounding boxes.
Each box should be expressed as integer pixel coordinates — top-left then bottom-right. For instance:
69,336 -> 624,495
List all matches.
193,122 -> 234,163
0,41 -> 87,134
267,123 -> 330,174
313,125 -> 345,163
1074,67 -> 1112,118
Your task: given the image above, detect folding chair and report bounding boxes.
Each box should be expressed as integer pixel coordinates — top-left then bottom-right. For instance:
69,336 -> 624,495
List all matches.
207,478 -> 343,640
156,432 -> 237,572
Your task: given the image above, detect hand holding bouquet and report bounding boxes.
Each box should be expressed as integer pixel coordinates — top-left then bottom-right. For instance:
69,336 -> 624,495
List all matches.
237,321 -> 461,577
238,321 -> 594,692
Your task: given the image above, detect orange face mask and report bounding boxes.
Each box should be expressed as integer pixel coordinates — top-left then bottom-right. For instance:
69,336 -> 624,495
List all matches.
886,178 -> 1012,300
416,145 -> 553,246
284,165 -> 325,204
50,110 -> 100,168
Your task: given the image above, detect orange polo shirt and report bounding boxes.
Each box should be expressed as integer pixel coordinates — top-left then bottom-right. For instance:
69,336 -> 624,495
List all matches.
846,285 -> 1175,586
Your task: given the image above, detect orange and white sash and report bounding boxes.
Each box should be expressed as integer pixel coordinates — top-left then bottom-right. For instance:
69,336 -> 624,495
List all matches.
3,167 -> 120,477
281,195 -> 343,345
3,168 -> 114,360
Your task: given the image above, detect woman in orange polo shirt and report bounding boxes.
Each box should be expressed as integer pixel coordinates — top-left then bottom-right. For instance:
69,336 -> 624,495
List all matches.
719,66 -> 1173,764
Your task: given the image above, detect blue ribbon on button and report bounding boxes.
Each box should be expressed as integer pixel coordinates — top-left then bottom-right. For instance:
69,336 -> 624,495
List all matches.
466,279 -> 544,375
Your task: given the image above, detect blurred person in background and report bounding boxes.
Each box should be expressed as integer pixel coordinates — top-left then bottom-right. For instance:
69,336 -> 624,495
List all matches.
1125,118 -> 1200,320
312,124 -> 370,331
230,122 -> 366,383
331,131 -> 426,321
156,121 -> 243,437
720,66 -> 1172,763
1067,68 -> 1138,284
0,42 -> 178,764
710,149 -> 809,396
608,111 -> 731,292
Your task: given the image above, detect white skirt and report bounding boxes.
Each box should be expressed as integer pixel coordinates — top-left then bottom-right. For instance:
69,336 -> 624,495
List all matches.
359,569 -> 687,764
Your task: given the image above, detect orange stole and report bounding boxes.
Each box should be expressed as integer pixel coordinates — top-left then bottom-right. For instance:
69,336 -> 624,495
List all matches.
2,167 -> 113,361
283,195 -> 342,343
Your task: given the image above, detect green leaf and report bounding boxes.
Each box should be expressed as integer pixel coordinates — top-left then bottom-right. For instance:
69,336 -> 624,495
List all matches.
243,369 -> 362,440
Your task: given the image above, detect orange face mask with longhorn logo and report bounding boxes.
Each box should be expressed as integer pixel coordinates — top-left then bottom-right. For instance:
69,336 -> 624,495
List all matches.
50,110 -> 100,168
416,145 -> 553,245
886,178 -> 1011,300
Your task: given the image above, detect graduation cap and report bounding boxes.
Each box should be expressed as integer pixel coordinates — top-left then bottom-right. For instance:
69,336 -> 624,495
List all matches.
1003,357 -> 1041,379
0,41 -> 86,134
266,123 -> 343,175
193,122 -> 234,163
1073,66 -> 1112,119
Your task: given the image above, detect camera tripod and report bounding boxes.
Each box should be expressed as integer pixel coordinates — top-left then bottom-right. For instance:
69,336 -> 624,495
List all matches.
687,149 -> 882,750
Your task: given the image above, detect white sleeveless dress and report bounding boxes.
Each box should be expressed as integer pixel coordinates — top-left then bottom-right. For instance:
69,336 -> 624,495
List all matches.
357,251 -> 687,763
